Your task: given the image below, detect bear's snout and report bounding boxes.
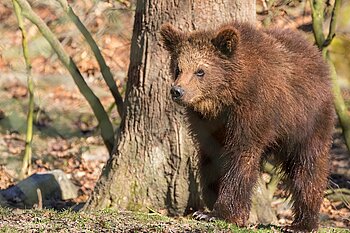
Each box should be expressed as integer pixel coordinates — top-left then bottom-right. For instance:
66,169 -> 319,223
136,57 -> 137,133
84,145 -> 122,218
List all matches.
170,86 -> 184,101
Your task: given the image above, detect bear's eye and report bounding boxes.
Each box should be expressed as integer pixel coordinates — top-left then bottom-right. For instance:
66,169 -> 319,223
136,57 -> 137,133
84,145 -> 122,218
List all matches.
195,69 -> 205,77
175,65 -> 181,79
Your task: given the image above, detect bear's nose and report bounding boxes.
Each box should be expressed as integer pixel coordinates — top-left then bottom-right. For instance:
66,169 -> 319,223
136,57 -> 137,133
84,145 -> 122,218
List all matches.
170,86 -> 184,100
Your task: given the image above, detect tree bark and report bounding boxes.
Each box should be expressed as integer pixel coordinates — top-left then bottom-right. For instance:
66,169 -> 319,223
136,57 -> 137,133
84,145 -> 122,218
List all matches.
86,0 -> 257,216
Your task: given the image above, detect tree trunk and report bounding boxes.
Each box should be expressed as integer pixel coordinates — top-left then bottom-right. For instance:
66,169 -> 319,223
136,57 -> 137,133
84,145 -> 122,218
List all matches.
86,0 -> 258,217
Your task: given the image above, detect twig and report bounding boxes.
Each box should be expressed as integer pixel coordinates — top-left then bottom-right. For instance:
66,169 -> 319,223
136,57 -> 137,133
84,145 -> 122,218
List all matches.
310,0 -> 326,49
146,206 -> 162,215
263,162 -> 281,198
325,188 -> 350,208
323,0 -> 341,47
325,188 -> 350,196
36,188 -> 43,210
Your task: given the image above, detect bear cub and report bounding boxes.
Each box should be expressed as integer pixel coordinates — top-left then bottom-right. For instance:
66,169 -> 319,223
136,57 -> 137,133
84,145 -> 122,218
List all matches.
160,22 -> 334,232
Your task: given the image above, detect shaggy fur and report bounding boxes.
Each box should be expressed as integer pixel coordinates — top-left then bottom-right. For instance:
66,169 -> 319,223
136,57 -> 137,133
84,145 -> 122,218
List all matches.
160,22 -> 334,232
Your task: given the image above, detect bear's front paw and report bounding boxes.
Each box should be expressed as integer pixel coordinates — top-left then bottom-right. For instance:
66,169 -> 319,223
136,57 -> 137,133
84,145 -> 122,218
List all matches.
192,211 -> 217,222
282,224 -> 317,233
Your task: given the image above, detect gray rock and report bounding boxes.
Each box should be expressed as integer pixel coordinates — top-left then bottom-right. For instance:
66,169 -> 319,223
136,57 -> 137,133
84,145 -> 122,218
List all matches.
0,169 -> 78,208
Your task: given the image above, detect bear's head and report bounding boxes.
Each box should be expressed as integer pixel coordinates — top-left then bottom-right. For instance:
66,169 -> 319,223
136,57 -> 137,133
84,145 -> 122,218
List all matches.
160,24 -> 241,118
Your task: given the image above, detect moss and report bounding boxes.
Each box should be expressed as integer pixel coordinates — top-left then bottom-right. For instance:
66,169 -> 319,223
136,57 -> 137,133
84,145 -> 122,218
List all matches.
126,180 -> 143,211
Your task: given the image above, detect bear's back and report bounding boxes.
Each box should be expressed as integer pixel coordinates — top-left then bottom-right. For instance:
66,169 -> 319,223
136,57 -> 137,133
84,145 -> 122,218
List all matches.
231,24 -> 333,136
263,27 -> 329,82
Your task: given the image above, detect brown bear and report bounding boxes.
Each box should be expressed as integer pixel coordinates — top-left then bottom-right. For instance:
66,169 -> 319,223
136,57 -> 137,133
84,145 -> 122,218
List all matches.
160,22 -> 335,232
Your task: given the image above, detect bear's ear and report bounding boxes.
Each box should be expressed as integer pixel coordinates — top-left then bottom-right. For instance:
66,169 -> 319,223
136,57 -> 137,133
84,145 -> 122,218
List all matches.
160,24 -> 184,52
211,26 -> 239,57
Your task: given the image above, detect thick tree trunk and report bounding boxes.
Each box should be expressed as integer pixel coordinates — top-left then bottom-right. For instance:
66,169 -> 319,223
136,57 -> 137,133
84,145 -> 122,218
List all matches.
86,0 -> 258,217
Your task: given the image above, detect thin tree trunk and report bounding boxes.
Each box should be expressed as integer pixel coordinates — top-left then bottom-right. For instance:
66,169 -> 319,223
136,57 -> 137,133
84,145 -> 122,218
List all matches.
86,0 -> 257,216
12,0 -> 34,179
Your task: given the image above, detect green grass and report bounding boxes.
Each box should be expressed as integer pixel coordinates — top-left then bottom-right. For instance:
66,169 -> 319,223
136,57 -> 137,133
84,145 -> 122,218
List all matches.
0,207 -> 348,232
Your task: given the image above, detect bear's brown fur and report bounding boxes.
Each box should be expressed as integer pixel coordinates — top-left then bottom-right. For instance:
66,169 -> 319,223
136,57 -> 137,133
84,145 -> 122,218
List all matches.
160,22 -> 334,232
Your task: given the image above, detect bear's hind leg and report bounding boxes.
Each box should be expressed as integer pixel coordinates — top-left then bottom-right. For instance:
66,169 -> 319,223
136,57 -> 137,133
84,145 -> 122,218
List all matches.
283,136 -> 331,232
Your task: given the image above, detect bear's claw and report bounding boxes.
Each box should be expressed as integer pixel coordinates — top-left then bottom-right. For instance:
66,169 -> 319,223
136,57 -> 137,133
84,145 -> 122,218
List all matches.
192,211 -> 216,222
281,224 -> 317,233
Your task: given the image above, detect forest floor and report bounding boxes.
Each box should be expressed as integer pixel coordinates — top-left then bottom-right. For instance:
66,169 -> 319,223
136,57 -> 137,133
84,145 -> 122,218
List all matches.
0,208 -> 349,233
0,207 -> 291,233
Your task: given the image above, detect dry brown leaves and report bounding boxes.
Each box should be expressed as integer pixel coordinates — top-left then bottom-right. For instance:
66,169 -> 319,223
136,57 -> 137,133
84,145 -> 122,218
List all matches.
0,165 -> 14,189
